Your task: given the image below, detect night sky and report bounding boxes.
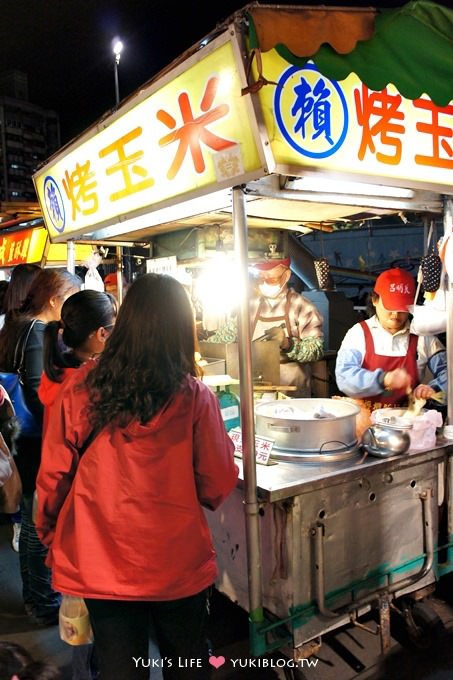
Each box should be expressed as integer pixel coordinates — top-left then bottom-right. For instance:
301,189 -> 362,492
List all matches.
1,0 -> 450,145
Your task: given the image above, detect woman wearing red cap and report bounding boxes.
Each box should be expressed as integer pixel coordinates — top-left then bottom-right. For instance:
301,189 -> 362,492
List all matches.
335,267 -> 447,409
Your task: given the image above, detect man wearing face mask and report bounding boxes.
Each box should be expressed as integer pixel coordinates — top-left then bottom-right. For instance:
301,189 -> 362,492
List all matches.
206,258 -> 324,396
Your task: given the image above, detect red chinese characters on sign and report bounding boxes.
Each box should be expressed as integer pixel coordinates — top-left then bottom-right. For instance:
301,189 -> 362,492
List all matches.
354,84 -> 405,165
354,84 -> 453,170
0,231 -> 32,266
58,75 -> 236,222
413,98 -> 453,169
157,76 -> 235,179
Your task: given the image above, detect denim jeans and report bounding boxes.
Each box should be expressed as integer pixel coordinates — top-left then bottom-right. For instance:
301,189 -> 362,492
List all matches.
19,492 -> 61,623
9,509 -> 22,523
85,589 -> 211,680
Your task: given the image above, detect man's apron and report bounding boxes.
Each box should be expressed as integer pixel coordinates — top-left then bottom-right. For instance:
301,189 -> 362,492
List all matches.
252,292 -> 311,397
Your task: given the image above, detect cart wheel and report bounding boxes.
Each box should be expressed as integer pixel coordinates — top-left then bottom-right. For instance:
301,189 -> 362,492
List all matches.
401,601 -> 446,651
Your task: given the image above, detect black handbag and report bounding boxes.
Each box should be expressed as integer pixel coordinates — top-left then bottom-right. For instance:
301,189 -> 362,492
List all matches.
0,320 -> 41,438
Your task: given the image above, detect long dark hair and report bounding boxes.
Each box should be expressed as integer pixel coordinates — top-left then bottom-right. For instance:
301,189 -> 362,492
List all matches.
43,291 -> 117,383
0,268 -> 82,370
85,274 -> 199,429
3,264 -> 42,316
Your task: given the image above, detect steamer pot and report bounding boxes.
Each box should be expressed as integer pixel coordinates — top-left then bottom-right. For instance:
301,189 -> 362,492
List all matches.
255,398 -> 360,453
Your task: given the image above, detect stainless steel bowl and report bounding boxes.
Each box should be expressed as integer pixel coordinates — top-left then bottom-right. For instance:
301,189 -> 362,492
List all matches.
361,424 -> 410,458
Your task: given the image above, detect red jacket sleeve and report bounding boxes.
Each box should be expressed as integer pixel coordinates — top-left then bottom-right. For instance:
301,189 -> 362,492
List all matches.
35,364 -> 93,548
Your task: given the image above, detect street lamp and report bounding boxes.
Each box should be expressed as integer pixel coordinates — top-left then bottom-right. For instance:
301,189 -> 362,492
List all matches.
112,38 -> 123,107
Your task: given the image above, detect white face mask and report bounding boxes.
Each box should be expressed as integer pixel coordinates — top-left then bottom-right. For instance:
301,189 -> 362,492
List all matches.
259,282 -> 284,299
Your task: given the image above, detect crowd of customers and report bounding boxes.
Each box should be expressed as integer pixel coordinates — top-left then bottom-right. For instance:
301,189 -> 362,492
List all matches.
0,268 -> 82,626
0,267 -> 238,680
0,260 -> 449,679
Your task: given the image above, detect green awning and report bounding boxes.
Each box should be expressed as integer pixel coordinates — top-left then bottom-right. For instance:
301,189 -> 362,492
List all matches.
248,1 -> 453,106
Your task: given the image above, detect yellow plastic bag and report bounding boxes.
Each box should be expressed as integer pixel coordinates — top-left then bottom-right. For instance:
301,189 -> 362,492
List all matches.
59,595 -> 94,646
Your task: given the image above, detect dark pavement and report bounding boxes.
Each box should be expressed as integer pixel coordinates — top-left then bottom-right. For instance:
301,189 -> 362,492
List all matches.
2,517 -> 453,679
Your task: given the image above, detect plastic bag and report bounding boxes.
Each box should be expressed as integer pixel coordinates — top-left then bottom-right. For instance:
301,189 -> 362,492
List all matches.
410,223 -> 447,336
59,595 -> 94,646
83,252 -> 104,292
407,410 -> 443,451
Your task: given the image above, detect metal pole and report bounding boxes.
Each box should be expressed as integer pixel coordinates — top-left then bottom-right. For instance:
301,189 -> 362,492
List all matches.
114,59 -> 120,107
445,198 -> 453,425
116,245 -> 123,305
66,240 -> 75,274
232,186 -> 264,624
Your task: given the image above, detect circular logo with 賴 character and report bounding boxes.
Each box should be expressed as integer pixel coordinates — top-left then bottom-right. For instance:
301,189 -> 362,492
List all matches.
43,176 -> 65,233
274,62 -> 348,159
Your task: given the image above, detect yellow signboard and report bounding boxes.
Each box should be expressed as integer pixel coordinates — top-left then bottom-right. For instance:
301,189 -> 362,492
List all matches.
34,37 -> 263,240
0,226 -> 95,267
0,227 -> 47,267
46,243 -> 95,264
257,50 -> 453,191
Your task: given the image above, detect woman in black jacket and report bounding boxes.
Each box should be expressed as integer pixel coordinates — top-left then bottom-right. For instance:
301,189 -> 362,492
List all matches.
0,267 -> 81,625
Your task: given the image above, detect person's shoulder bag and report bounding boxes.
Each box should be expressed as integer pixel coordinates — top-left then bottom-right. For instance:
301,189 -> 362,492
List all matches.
0,320 -> 41,437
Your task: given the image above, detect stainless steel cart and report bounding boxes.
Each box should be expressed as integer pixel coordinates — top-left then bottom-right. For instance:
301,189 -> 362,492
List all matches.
207,443 -> 450,660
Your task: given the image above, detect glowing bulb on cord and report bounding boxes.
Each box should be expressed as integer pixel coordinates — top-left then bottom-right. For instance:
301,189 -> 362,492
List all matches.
195,253 -> 243,326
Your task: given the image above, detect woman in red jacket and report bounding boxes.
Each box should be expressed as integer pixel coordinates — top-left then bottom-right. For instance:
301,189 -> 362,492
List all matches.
39,289 -> 117,680
36,273 -> 238,680
39,289 -> 117,433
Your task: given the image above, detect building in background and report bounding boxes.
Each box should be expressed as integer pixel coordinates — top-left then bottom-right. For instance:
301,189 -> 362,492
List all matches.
0,70 -> 60,202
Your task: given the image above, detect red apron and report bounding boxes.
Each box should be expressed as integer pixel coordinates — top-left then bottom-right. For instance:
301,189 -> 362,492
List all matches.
360,320 -> 419,407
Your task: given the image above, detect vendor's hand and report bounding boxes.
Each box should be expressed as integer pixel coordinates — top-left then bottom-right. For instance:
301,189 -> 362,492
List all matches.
383,368 -> 411,391
413,384 -> 436,400
264,326 -> 286,348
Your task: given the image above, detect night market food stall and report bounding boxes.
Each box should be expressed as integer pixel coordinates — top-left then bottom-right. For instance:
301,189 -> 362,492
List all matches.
0,221 -> 96,273
0,206 -> 96,272
32,0 -> 453,667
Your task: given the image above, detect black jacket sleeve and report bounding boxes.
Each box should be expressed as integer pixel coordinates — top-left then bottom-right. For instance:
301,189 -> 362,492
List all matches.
22,321 -> 45,424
